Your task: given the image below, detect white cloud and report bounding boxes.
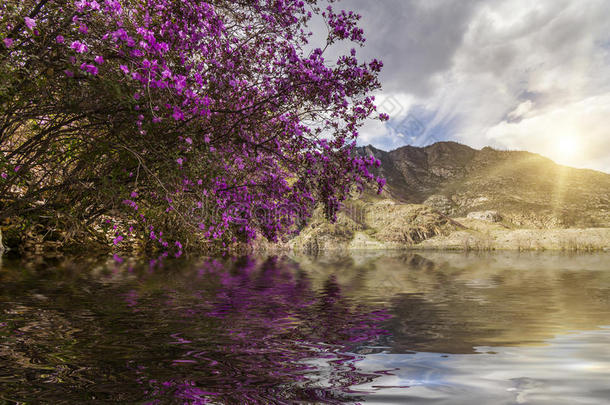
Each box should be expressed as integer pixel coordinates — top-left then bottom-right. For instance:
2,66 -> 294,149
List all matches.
507,100 -> 534,121
486,94 -> 610,169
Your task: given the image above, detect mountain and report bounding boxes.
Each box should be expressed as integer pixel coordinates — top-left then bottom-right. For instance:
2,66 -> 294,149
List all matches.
272,142 -> 610,253
357,142 -> 610,228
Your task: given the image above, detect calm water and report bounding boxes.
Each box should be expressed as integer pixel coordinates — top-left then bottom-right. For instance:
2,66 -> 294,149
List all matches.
1,251 -> 609,404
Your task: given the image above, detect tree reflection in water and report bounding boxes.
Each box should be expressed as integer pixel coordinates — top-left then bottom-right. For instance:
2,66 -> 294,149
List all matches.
0,256 -> 391,404
142,257 -> 391,404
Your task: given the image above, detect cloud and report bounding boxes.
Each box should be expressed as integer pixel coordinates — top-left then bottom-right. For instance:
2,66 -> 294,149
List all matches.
342,0 -> 485,96
486,94 -> 610,170
340,0 -> 610,172
507,100 -> 534,122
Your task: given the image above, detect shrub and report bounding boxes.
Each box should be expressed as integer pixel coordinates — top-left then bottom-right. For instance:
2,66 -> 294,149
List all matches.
0,0 -> 386,253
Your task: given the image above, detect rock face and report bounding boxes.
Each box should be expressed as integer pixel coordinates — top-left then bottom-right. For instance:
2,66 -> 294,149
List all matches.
289,201 -> 463,252
423,194 -> 456,215
358,142 -> 610,228
467,210 -> 503,222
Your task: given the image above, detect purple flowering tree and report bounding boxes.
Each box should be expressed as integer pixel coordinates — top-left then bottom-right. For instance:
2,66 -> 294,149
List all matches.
0,0 -> 386,253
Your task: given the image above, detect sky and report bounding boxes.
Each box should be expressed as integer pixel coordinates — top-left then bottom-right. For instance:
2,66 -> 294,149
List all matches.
326,0 -> 610,172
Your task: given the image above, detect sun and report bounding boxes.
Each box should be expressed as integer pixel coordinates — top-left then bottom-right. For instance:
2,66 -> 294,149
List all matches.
555,135 -> 581,163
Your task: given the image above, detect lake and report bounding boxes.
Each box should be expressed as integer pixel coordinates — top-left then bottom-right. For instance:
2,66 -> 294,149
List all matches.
1,251 -> 609,404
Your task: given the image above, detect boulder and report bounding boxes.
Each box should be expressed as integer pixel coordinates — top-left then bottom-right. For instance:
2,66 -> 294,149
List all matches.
467,210 -> 503,223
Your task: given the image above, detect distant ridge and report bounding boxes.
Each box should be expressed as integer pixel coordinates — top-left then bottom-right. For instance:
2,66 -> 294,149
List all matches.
356,141 -> 610,228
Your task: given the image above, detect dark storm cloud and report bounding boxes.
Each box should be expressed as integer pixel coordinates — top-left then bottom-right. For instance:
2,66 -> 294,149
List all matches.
341,0 -> 485,97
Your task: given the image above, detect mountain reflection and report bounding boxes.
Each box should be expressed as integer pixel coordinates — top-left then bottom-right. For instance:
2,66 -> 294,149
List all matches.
294,251 -> 610,353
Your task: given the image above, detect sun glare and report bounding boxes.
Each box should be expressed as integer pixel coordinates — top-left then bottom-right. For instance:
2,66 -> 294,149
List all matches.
555,135 -> 581,163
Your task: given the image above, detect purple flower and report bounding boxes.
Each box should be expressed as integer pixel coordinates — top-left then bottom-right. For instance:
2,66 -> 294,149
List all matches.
64,69 -> 74,77
24,17 -> 36,29
71,40 -> 88,53
176,158 -> 184,166
56,35 -> 64,44
94,55 -> 104,64
172,108 -> 184,121
3,38 -> 14,48
75,0 -> 101,11
113,235 -> 124,245
185,137 -> 192,144
119,65 -> 129,74
1,172 -> 7,179
80,62 -> 98,75
174,75 -> 187,92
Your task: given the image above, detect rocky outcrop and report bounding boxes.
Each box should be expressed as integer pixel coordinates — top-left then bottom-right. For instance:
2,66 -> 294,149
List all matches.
417,227 -> 610,251
289,201 -> 464,252
467,210 -> 502,222
288,203 -> 609,252
365,203 -> 461,244
423,194 -> 456,215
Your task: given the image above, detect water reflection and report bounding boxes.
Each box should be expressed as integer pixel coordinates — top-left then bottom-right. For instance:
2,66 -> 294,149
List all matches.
294,251 -> 610,353
0,256 -> 390,404
356,328 -> 610,404
1,251 -> 610,404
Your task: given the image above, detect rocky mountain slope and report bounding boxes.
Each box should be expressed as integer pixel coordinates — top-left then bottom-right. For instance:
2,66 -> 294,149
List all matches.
281,142 -> 610,252
359,142 -> 610,228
